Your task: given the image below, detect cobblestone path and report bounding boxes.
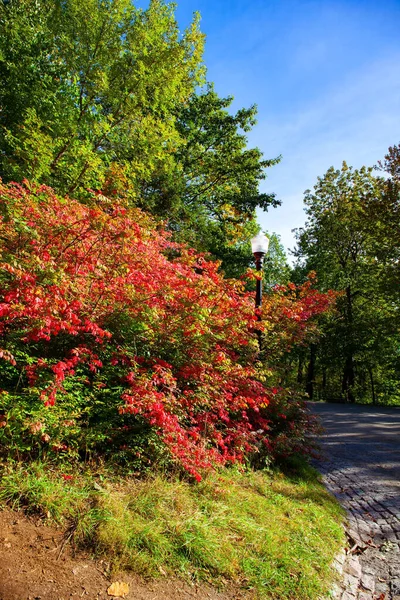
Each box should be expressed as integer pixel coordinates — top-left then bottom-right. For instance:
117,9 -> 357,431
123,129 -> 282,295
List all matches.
310,402 -> 400,600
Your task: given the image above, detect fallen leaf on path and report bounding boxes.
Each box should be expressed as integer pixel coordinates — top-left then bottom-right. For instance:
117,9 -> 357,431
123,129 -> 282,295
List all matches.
107,581 -> 129,598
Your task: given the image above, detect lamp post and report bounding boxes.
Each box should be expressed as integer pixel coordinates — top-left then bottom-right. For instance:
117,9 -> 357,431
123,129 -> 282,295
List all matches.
251,233 -> 269,351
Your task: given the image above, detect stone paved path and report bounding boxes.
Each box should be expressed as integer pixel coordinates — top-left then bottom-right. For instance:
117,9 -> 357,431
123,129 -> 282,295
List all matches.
310,402 -> 400,600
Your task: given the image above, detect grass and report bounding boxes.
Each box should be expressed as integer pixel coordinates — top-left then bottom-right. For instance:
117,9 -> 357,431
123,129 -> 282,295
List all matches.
0,459 -> 345,600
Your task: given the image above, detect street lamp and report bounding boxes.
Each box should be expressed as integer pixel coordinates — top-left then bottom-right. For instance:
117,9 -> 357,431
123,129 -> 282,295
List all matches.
251,233 -> 269,350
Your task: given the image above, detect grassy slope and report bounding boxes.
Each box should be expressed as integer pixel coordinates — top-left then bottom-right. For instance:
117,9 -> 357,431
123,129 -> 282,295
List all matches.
0,461 -> 344,600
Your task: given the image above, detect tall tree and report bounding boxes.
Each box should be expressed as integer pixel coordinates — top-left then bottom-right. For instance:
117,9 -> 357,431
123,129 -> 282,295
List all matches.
0,0 -> 205,199
124,87 -> 281,273
295,161 -> 399,403
375,144 -> 400,302
263,231 -> 291,288
0,1 -> 280,274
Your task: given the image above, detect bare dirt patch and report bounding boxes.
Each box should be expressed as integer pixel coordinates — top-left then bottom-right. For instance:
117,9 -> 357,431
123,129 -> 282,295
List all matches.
0,509 -> 250,600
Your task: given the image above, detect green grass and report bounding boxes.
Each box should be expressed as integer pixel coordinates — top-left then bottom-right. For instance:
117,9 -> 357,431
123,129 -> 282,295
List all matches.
0,460 -> 344,599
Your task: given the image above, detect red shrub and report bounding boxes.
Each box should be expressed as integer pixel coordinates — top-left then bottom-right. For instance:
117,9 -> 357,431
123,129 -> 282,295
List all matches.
0,181 -> 334,478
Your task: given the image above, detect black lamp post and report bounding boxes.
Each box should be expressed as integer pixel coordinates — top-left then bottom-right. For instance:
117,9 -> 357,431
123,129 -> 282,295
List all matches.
251,233 -> 270,351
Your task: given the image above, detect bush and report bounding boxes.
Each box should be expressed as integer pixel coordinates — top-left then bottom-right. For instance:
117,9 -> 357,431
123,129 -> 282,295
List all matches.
0,181 -> 333,478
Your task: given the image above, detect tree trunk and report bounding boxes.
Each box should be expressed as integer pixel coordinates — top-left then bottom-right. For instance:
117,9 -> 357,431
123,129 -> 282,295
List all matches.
368,366 -> 376,405
297,355 -> 304,384
342,285 -> 355,402
342,356 -> 355,402
306,344 -> 317,400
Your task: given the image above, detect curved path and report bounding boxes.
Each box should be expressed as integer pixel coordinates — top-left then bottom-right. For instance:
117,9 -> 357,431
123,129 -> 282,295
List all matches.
310,402 -> 400,600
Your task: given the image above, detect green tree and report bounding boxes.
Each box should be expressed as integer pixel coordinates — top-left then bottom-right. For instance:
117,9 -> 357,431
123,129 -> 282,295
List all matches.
263,231 -> 291,288
140,87 -> 281,273
0,0 -> 205,199
295,161 -> 399,403
175,89 -> 279,217
375,144 -> 400,303
0,1 -> 280,273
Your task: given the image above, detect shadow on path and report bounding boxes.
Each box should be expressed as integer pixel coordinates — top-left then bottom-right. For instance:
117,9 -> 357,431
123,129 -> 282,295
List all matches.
309,401 -> 400,600
311,402 -> 400,490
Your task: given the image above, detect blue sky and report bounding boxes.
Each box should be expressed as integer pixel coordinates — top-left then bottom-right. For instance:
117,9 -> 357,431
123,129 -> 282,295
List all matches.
171,0 -> 400,258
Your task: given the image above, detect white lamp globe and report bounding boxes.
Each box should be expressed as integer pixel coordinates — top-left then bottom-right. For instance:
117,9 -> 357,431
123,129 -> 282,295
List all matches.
251,233 -> 269,256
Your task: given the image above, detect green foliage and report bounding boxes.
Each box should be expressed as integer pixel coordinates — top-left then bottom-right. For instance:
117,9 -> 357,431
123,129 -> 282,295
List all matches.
262,231 -> 291,288
0,0 -> 205,198
295,156 -> 400,404
166,88 -> 280,273
173,88 -> 280,216
375,144 -> 400,303
0,1 -> 279,273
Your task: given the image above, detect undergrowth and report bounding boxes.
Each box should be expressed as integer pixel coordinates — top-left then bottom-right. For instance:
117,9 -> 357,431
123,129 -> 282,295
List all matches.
0,460 -> 344,600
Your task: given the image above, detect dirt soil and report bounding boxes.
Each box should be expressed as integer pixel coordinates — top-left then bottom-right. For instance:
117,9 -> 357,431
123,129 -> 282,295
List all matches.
0,508 -> 250,600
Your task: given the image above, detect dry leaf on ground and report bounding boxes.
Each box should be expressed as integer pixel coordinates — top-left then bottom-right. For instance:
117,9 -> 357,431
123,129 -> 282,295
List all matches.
107,581 -> 130,597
